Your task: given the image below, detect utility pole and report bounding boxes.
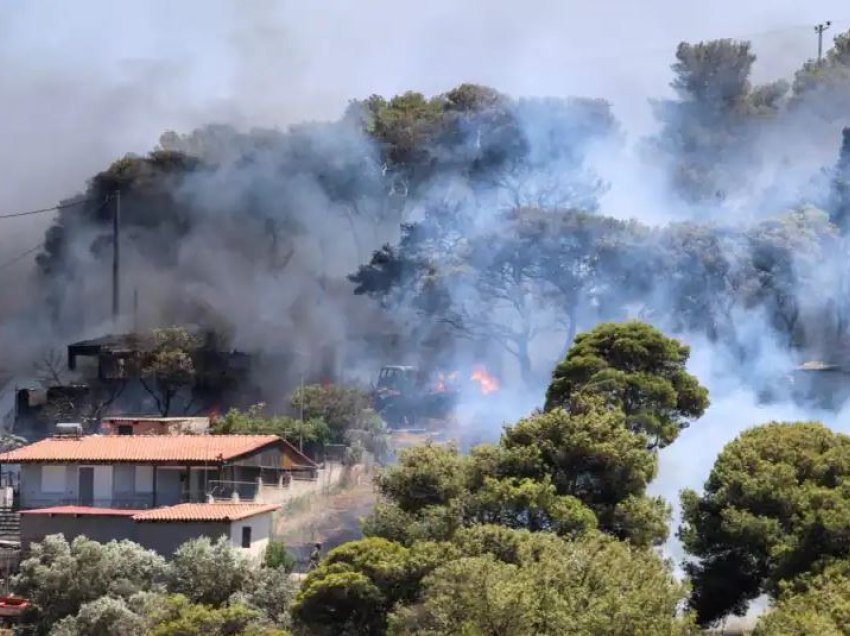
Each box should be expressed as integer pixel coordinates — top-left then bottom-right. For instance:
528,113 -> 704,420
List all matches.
816,21 -> 832,63
112,191 -> 121,321
133,287 -> 139,333
299,370 -> 304,453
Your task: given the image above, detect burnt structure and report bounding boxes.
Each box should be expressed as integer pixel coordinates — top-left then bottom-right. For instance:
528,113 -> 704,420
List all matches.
15,330 -> 257,439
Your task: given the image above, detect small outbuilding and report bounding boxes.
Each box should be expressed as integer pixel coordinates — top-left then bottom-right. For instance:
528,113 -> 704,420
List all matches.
20,502 -> 280,557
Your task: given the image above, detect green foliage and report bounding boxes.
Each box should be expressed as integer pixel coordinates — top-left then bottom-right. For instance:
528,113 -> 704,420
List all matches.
213,384 -> 388,462
792,27 -> 850,118
232,566 -> 297,629
13,534 -> 168,630
262,541 -> 296,573
755,565 -> 850,635
291,537 -> 451,635
16,534 -> 295,635
50,596 -> 147,636
374,442 -> 467,513
680,422 -> 850,625
167,536 -> 256,607
386,531 -> 693,636
139,327 -> 202,416
651,39 -> 786,202
499,404 -> 669,546
545,320 -> 709,448
361,501 -> 461,546
292,569 -> 384,636
464,476 -> 598,535
211,403 -> 329,448
367,393 -> 673,547
147,595 -> 286,636
289,384 -> 377,441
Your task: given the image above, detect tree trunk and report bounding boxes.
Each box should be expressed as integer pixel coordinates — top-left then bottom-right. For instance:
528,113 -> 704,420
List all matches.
517,338 -> 535,389
556,303 -> 579,363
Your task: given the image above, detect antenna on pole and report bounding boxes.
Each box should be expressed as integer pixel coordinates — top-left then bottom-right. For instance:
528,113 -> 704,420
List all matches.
815,21 -> 832,63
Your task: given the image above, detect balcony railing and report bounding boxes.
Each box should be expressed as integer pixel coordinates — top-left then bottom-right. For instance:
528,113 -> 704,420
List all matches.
206,480 -> 259,502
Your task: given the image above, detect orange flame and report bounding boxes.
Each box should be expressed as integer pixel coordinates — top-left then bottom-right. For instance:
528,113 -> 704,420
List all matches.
433,371 -> 460,393
470,365 -> 500,395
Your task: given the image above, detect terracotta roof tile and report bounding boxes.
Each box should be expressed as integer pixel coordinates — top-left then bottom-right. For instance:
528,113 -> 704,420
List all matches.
0,435 -> 281,464
20,506 -> 142,517
132,503 -> 280,522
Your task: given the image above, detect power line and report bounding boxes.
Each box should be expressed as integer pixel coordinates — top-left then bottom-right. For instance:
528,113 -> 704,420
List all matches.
0,243 -> 43,272
0,196 -> 112,275
0,197 -> 100,221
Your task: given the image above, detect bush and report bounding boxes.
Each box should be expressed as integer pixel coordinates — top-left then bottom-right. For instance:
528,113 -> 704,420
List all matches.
13,534 -> 167,629
263,541 -> 296,572
167,536 -> 255,606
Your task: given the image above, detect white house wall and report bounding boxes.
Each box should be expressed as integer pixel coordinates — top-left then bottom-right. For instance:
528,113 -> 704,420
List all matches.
229,512 -> 273,559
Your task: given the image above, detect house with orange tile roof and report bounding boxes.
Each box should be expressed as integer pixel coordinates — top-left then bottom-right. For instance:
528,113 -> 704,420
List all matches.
0,432 -> 317,510
19,502 -> 281,557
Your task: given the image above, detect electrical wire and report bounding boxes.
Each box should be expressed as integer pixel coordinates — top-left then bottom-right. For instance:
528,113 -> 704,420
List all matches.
0,244 -> 43,272
0,196 -> 112,274
0,197 -> 101,221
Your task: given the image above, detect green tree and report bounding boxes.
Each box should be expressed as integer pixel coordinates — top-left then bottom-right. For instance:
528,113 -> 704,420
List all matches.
146,595 -> 288,636
167,536 -> 256,607
387,531 -> 693,636
374,442 -> 467,513
463,476 -> 597,536
680,422 -> 850,625
545,321 -> 709,449
211,403 -> 329,448
289,384 -> 374,438
362,500 -> 462,546
741,207 -> 839,348
262,541 -> 296,573
291,537 -> 452,636
791,27 -> 850,121
139,327 -> 202,416
12,535 -> 167,631
499,404 -> 669,546
292,569 -> 384,636
289,384 -> 388,460
754,564 -> 850,635
367,400 -> 671,547
651,39 -> 786,203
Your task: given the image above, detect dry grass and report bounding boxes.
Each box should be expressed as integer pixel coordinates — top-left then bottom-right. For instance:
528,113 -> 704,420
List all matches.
274,465 -> 376,569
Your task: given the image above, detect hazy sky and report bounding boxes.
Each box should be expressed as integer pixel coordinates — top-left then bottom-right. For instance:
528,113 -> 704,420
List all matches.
2,0 -> 850,264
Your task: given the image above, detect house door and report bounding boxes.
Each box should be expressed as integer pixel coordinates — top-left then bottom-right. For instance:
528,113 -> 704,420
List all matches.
78,467 -> 94,506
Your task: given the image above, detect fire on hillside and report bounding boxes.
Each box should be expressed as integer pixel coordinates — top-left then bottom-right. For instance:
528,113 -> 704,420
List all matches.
470,365 -> 500,395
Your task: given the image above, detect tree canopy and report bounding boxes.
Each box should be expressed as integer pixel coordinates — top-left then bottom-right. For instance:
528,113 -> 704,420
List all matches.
545,321 -> 709,448
680,422 -> 850,625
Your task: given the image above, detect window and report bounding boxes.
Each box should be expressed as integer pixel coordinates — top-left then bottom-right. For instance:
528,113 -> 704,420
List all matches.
241,526 -> 252,548
117,425 -> 133,436
134,466 -> 154,493
41,466 -> 65,493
